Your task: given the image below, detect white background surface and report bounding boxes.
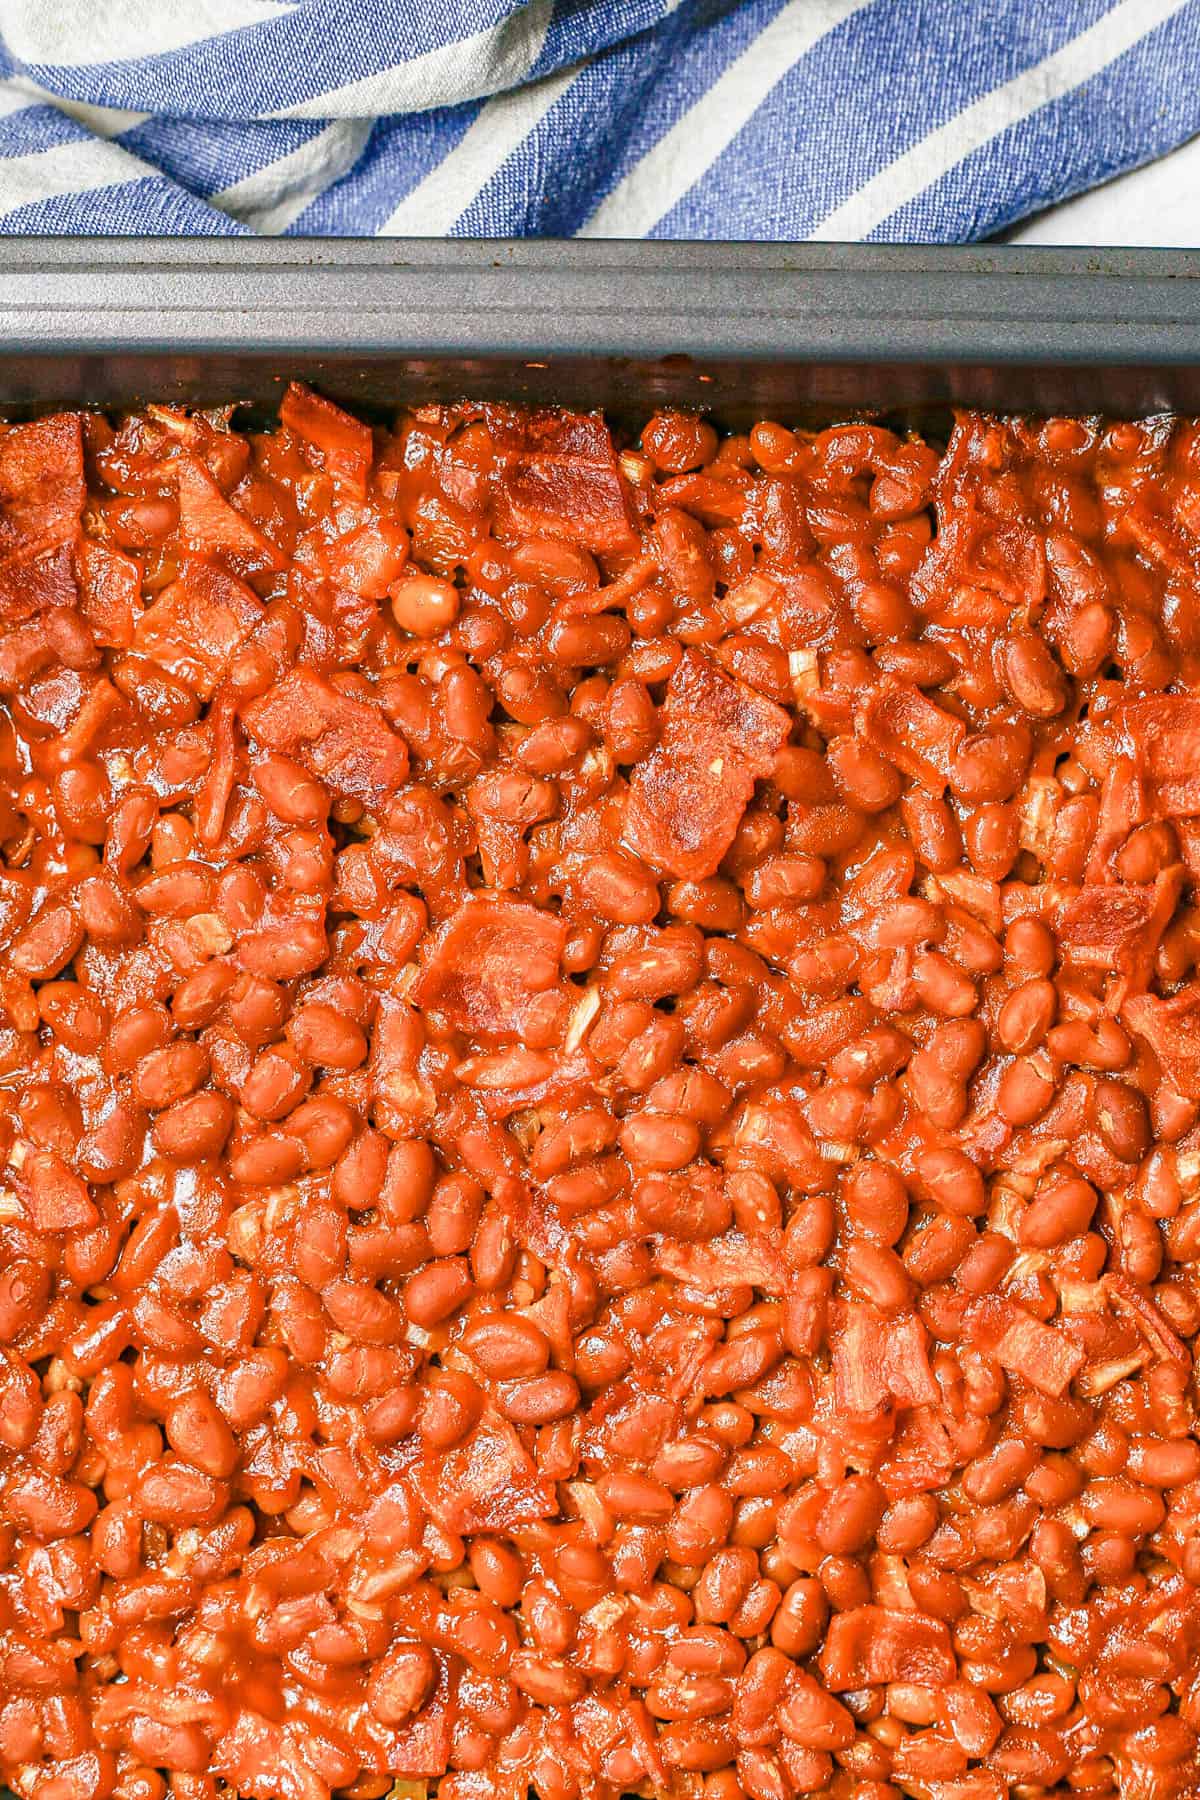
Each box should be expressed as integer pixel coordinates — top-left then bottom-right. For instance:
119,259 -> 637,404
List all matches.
1011,133 -> 1200,244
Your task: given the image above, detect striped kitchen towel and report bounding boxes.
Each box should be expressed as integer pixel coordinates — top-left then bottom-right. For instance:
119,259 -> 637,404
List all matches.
0,0 -> 1198,238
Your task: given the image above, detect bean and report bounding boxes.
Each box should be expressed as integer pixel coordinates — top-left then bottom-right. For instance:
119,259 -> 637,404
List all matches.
390,571 -> 459,635
770,1579 -> 826,1658
368,1641 -> 436,1724
996,977 -> 1057,1053
461,1313 -> 549,1379
287,1001 -> 368,1069
403,1258 -> 475,1327
1092,1077 -> 1150,1161
165,1389 -> 238,1478
498,1371 -> 580,1424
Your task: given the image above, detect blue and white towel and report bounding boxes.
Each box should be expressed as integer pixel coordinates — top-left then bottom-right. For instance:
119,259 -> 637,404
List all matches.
0,0 -> 1197,238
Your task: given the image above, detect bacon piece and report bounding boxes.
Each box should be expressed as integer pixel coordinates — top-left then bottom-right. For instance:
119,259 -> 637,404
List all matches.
994,1309 -> 1085,1397
1120,492 -> 1197,578
134,559 -> 263,699
280,380 -> 374,498
488,406 -> 637,554
1123,983 -> 1200,1090
1102,695 -> 1200,817
1055,868 -> 1183,986
214,1712 -> 343,1800
831,1305 -> 939,1413
725,565 -> 850,652
376,1692 -> 453,1779
77,539 -> 140,647
0,541 -> 78,623
1057,885 -> 1151,972
856,677 -> 964,790
242,667 -> 409,808
416,1411 -> 555,1535
1085,756 -> 1146,879
1104,1271 -> 1192,1371
654,1228 -> 783,1292
623,648 -> 790,880
175,455 -> 287,575
880,1407 -> 957,1497
819,1605 -> 955,1690
0,414 -> 85,563
413,895 -> 567,1042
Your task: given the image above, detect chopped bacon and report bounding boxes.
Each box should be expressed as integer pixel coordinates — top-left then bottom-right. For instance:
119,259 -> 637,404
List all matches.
654,1228 -> 783,1292
831,1305 -> 939,1413
0,541 -> 78,623
0,414 -> 85,562
1055,884 -> 1154,967
1119,492 -> 1197,578
134,558 -> 263,699
413,896 -> 567,1042
1104,1272 -> 1191,1371
242,667 -> 409,807
1055,868 -> 1183,988
416,1412 -> 555,1535
623,649 -> 790,880
1085,756 -> 1146,879
213,1713 -> 344,1800
280,381 -> 374,498
879,1406 -> 957,1497
488,407 -> 637,554
856,677 -> 964,790
819,1605 -> 956,1690
994,1308 -> 1086,1397
1123,984 -> 1200,1091
77,539 -> 140,647
175,455 -> 287,576
1102,695 -> 1200,817
375,1694 -> 453,1779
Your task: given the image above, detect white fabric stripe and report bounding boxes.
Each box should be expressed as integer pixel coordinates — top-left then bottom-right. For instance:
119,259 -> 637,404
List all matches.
377,62 -> 579,236
2,0 -> 295,66
811,0 -> 1194,238
0,134 -> 154,212
578,0 -> 872,238
272,0 -> 556,119
0,83 -> 39,122
212,117 -> 374,232
3,76 -> 147,137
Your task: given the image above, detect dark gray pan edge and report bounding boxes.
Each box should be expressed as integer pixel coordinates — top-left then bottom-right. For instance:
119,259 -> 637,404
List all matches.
3,239 -> 1200,425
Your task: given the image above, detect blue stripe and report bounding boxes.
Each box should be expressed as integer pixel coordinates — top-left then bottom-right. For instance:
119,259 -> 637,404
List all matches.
877,0 -> 1200,240
569,0 -> 795,235
286,106 -> 479,234
653,0 -> 1121,238
119,116 -> 323,197
0,103 -> 90,159
529,0 -> 698,78
454,0 -> 742,237
0,175 -> 246,234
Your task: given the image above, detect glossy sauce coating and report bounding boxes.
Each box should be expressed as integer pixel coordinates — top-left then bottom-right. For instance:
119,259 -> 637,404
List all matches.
0,394 -> 1199,1800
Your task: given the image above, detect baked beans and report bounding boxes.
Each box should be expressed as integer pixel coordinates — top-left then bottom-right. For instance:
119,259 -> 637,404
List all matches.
0,395 -> 1198,1800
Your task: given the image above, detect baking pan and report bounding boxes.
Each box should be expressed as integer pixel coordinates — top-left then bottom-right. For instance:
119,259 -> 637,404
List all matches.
0,239 -> 1197,1800
3,241 -> 1200,429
